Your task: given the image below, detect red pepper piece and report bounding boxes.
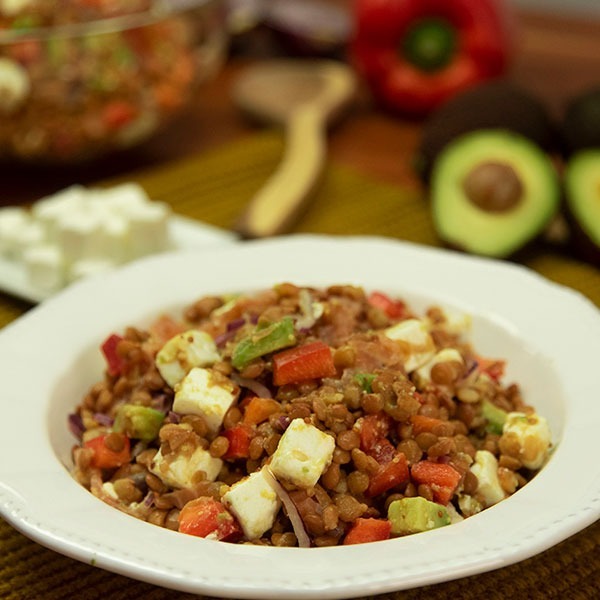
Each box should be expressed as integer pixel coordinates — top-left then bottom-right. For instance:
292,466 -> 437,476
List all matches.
343,518 -> 392,545
223,424 -> 254,460
101,333 -> 124,377
243,397 -> 281,426
367,450 -> 409,497
410,414 -> 446,436
350,0 -> 513,117
272,341 -> 336,386
359,413 -> 392,453
367,291 -> 406,319
84,433 -> 131,470
411,460 -> 462,505
178,497 -> 242,541
477,356 -> 506,381
102,100 -> 138,130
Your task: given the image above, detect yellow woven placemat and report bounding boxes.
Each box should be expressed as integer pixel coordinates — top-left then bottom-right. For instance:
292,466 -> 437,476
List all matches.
1,131 -> 599,600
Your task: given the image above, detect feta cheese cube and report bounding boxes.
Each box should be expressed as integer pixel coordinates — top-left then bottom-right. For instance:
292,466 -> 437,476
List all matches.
22,244 -> 65,292
121,201 -> 171,258
414,348 -> 464,389
0,207 -> 31,256
173,367 -> 238,434
502,412 -> 551,470
32,185 -> 87,242
269,418 -> 335,488
222,468 -> 281,540
470,450 -> 506,508
385,319 -> 436,373
55,209 -> 106,264
150,445 -> 223,489
155,329 -> 221,388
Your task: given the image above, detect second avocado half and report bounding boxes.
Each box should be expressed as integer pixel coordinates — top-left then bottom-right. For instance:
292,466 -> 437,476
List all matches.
431,130 -> 560,258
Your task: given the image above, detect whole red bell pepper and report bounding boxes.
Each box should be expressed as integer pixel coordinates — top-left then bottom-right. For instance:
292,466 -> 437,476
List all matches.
350,0 -> 514,117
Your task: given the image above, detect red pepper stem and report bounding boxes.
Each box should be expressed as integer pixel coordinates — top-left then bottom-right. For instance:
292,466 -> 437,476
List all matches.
402,18 -> 457,72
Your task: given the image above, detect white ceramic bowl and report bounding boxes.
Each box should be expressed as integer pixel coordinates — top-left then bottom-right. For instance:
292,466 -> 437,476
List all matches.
0,235 -> 598,599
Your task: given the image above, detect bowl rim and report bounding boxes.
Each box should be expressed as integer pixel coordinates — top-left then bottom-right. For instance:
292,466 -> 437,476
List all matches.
0,0 -> 220,43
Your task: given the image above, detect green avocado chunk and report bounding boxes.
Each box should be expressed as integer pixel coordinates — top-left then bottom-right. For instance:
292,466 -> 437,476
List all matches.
113,404 -> 165,442
564,149 -> 600,265
482,399 -> 507,435
387,496 -> 450,536
431,130 -> 560,258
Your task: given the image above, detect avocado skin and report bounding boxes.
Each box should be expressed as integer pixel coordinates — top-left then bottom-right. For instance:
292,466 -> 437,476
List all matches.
416,80 -> 559,182
431,130 -> 560,259
563,149 -> 600,266
562,87 -> 600,157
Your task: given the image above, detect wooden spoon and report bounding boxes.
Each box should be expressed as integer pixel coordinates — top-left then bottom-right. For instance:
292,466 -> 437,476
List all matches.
232,59 -> 356,238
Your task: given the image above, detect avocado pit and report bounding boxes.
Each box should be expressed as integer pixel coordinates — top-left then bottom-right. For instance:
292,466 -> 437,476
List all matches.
462,161 -> 523,213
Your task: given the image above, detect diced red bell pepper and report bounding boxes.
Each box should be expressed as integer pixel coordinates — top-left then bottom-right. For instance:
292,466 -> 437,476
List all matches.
272,341 -> 336,386
178,497 -> 242,541
359,413 -> 392,453
410,460 -> 462,505
477,356 -> 506,381
367,291 -> 407,319
223,424 -> 254,460
367,451 -> 409,497
84,433 -> 131,470
343,518 -> 392,545
102,100 -> 138,130
410,414 -> 446,436
243,397 -> 280,426
101,333 -> 124,377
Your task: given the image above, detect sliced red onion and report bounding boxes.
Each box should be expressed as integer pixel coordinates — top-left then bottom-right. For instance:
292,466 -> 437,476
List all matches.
227,317 -> 246,332
143,491 -> 155,507
262,467 -> 311,548
68,413 -> 85,439
94,412 -> 114,427
166,410 -> 181,424
152,393 -> 172,414
215,329 -> 238,347
230,373 -> 273,399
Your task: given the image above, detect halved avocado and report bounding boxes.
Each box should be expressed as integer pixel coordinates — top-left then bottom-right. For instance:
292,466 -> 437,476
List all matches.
431,130 -> 560,258
416,80 -> 558,182
564,149 -> 600,265
561,86 -> 600,157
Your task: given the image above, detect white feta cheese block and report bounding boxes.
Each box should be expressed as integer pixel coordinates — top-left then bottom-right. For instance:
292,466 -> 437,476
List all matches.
98,212 -> 131,264
173,367 -> 238,434
269,418 -> 335,488
31,185 -> 87,242
22,244 -> 65,292
155,329 -> 221,388
222,468 -> 281,540
414,347 -> 464,389
91,182 -> 151,213
0,57 -> 30,114
122,200 -> 171,258
0,206 -> 31,256
55,208 -> 106,264
9,220 -> 45,258
502,412 -> 551,470
470,450 -> 506,508
385,318 -> 436,373
150,445 -> 223,489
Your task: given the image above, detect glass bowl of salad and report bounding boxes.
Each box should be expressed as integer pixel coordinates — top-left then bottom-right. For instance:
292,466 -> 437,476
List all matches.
0,0 -> 227,163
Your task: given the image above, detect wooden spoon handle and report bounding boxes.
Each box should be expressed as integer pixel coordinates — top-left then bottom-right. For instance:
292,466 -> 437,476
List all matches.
235,105 -> 326,238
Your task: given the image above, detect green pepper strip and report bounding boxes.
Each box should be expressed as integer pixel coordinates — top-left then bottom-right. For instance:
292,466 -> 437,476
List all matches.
232,317 -> 296,370
354,373 -> 376,393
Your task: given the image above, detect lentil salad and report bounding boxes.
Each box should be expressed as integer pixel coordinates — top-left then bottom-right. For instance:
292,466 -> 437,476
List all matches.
69,283 -> 552,547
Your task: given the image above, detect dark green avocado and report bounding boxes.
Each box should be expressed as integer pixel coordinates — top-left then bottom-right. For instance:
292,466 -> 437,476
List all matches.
562,86 -> 600,156
431,130 -> 560,258
564,149 -> 600,265
416,80 -> 558,182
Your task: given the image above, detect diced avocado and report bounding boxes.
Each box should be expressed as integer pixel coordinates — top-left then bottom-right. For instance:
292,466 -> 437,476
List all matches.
387,496 -> 450,536
564,149 -> 600,266
113,404 -> 165,442
231,317 -> 296,369
482,399 -> 507,435
416,80 -> 558,182
561,86 -> 600,156
431,130 -> 560,258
